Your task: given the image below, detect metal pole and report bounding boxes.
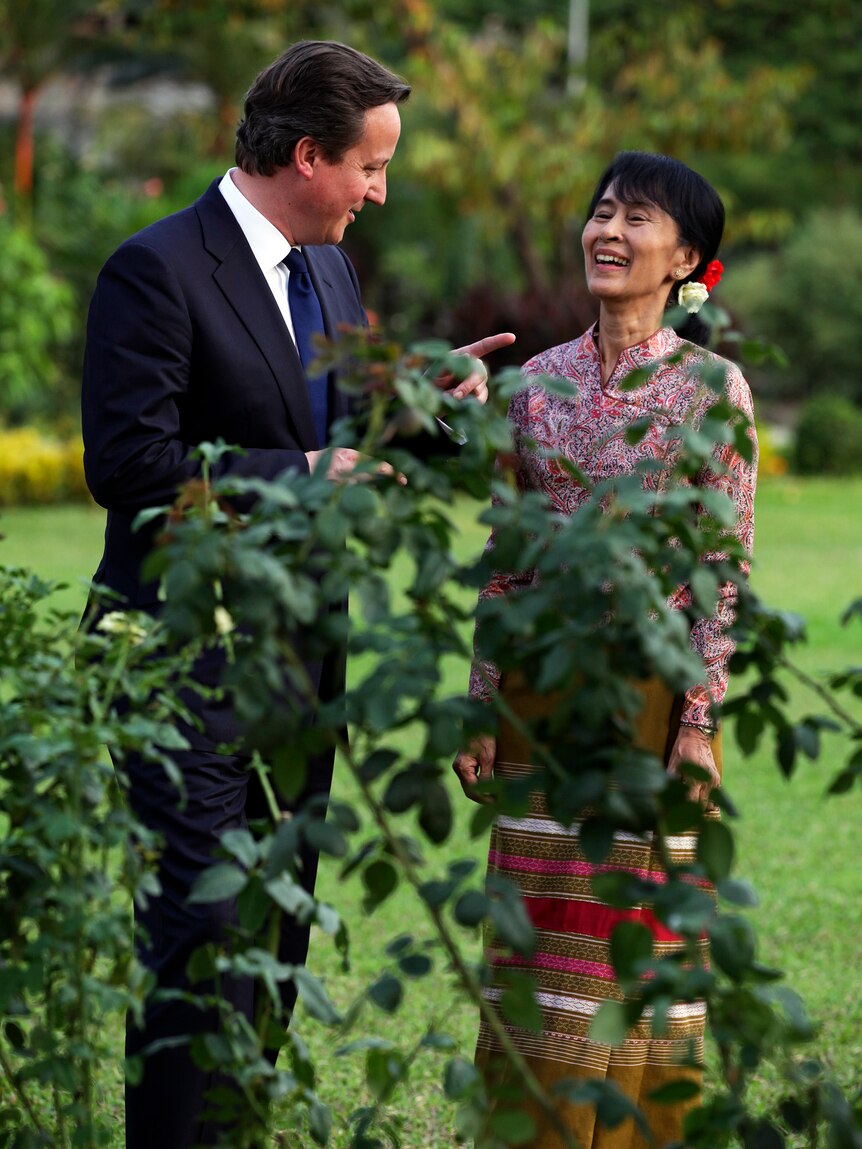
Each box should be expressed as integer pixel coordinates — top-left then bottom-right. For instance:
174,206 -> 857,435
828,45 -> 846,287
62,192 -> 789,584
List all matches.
567,0 -> 589,93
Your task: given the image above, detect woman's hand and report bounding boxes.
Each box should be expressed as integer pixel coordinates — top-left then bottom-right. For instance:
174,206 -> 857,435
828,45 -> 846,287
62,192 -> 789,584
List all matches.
452,735 -> 497,803
436,333 -> 516,404
667,726 -> 720,809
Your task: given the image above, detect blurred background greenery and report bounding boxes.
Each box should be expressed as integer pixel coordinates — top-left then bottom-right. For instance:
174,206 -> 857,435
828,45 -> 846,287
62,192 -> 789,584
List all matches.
1,0 -> 861,492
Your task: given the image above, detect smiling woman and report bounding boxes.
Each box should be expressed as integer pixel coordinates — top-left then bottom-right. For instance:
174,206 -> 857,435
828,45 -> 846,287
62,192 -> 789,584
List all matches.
454,151 -> 757,1149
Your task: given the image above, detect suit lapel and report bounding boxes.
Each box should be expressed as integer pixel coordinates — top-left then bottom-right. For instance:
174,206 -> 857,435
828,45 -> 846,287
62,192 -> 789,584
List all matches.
195,182 -> 320,447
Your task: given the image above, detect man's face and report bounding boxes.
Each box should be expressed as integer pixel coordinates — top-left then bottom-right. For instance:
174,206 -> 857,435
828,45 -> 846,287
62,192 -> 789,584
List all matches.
305,102 -> 402,245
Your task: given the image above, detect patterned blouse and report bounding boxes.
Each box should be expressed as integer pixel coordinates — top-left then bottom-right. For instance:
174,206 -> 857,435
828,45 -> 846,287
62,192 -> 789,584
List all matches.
468,323 -> 758,728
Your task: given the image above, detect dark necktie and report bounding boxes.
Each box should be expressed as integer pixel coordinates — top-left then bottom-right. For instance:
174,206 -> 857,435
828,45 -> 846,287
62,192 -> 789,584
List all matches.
285,247 -> 329,446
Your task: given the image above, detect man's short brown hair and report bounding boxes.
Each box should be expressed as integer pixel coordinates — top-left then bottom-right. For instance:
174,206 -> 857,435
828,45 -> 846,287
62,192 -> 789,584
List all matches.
235,40 -> 411,175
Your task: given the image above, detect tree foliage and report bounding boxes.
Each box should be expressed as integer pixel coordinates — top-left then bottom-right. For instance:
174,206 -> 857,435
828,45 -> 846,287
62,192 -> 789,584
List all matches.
0,219 -> 75,424
727,209 -> 862,404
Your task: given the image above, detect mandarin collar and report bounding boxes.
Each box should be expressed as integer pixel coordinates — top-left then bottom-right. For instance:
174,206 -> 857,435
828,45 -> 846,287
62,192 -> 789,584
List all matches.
588,322 -> 679,391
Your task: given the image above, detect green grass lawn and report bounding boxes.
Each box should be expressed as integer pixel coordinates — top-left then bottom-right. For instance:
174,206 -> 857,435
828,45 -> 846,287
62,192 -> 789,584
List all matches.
1,479 -> 860,1146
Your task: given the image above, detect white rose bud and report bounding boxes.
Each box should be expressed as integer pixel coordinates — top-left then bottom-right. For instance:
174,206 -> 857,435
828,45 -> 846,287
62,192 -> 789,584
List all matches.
96,610 -> 147,645
677,282 -> 710,314
214,606 -> 235,635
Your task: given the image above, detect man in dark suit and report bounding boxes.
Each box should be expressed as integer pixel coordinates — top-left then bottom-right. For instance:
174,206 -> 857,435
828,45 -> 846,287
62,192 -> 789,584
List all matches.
81,39 -> 513,1148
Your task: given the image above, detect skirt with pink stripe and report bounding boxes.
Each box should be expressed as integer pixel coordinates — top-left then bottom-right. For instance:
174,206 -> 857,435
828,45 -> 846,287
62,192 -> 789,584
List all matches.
475,674 -> 722,1149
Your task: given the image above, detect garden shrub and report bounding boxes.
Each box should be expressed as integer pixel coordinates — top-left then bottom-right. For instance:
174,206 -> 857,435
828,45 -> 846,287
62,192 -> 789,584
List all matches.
0,426 -> 89,505
0,220 -> 76,424
2,337 -> 861,1149
727,208 -> 862,402
792,395 -> 862,475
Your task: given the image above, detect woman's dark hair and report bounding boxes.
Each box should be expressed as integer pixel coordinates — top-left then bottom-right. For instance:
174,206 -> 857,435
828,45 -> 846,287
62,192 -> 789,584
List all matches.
236,41 -> 411,175
586,151 -> 725,345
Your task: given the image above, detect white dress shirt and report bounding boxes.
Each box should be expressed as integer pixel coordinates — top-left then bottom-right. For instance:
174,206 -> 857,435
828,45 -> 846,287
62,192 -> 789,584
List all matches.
218,169 -> 299,346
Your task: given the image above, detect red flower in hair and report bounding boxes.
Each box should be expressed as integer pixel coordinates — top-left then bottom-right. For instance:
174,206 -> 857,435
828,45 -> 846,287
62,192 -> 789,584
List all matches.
699,260 -> 724,292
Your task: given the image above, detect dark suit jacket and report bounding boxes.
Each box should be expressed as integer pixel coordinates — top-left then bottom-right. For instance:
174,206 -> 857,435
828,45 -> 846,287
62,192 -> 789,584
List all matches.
82,179 -> 366,746
82,178 -> 366,609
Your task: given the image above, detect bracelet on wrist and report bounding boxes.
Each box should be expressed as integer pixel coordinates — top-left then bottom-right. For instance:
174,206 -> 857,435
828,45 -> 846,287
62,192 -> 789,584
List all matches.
678,718 -> 718,737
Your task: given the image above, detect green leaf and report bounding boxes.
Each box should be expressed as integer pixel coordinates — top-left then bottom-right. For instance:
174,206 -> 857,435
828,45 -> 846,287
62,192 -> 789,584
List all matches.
697,819 -> 735,882
236,875 -> 272,933
443,1056 -> 480,1100
488,1109 -> 536,1144
590,872 -> 643,908
315,902 -> 341,936
366,1047 -> 406,1101
420,1032 -> 456,1051
340,484 -> 378,519
453,889 -> 491,927
308,1097 -> 332,1146
304,819 -> 348,858
709,915 -> 756,981
500,971 -> 542,1033
362,859 -> 399,912
624,417 -> 653,446
264,873 -> 315,919
793,720 -> 820,760
419,878 -> 457,908
828,769 -> 857,795
716,878 -> 759,907
418,780 -> 453,844
294,967 -> 341,1025
735,709 -> 764,756
186,944 -> 218,984
590,1001 -> 628,1046
368,974 -> 403,1013
188,863 -> 248,904
648,1078 -> 701,1104
383,768 -> 425,813
219,828 -> 259,869
579,818 -> 615,864
357,749 -> 400,783
398,953 -> 432,978
265,819 -> 300,880
776,726 -> 797,778
384,934 -> 414,957
272,749 -> 308,803
487,876 -> 536,957
609,921 -> 653,982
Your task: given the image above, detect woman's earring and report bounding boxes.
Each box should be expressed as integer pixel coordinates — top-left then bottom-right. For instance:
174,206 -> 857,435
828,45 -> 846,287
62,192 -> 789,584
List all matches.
673,268 -> 685,279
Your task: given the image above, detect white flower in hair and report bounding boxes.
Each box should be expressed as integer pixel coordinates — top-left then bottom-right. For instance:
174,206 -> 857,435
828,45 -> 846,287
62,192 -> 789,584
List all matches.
677,282 -> 710,313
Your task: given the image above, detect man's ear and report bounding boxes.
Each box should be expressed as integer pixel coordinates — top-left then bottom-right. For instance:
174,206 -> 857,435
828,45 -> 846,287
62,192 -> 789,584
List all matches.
293,136 -> 319,181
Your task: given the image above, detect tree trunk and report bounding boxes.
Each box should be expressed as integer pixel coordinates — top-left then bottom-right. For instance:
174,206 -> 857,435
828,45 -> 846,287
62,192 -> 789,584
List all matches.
14,86 -> 38,201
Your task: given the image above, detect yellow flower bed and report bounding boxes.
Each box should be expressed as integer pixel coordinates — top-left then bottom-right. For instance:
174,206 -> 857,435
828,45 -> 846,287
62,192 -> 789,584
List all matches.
756,422 -> 790,478
0,427 -> 90,506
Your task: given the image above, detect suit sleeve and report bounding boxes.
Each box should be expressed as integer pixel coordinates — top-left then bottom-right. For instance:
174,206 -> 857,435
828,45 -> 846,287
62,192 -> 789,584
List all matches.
82,241 -> 310,513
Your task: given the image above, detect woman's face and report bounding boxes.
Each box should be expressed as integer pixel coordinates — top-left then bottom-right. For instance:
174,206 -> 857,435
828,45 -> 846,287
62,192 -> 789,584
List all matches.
582,182 -> 699,309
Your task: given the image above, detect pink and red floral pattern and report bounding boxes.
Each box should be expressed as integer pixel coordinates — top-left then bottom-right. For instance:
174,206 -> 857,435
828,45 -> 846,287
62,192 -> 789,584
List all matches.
469,323 -> 758,728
